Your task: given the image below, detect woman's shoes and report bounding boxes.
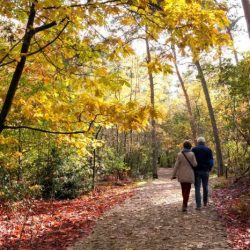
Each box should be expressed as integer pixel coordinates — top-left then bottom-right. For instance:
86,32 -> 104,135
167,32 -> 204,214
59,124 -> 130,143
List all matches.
182,206 -> 187,212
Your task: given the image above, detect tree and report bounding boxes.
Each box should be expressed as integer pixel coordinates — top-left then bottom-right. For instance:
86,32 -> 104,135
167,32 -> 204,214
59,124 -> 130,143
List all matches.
162,0 -> 229,176
171,45 -> 197,143
195,61 -> 224,176
0,2 -> 50,132
241,0 -> 250,38
0,1 -> 154,198
145,35 -> 158,179
0,1 -> 144,134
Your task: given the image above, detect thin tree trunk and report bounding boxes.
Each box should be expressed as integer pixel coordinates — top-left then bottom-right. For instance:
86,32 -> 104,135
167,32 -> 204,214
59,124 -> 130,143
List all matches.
172,45 -> 197,143
124,132 -> 127,153
92,127 -> 102,190
135,58 -> 140,100
116,125 -> 119,153
17,128 -> 23,181
130,129 -> 133,153
145,35 -> 158,179
227,28 -> 239,64
129,59 -> 133,102
213,0 -> 239,63
92,149 -> 96,189
195,60 -> 224,176
0,3 -> 36,132
241,0 -> 250,38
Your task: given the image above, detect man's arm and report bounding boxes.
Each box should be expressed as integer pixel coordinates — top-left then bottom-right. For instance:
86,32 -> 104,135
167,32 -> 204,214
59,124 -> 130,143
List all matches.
208,148 -> 214,171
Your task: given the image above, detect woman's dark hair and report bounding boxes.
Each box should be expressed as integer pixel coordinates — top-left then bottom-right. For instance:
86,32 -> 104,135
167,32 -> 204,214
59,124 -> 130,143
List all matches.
183,140 -> 192,149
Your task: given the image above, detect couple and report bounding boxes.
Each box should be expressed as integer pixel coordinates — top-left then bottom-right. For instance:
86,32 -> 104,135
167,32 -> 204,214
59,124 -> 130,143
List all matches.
171,137 -> 213,212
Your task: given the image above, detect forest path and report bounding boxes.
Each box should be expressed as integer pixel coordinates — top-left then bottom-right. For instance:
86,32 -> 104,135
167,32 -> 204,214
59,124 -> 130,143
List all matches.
70,168 -> 231,250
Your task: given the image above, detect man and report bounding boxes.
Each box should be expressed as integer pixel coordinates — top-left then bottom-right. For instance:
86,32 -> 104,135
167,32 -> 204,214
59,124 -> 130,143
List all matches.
192,137 -> 214,210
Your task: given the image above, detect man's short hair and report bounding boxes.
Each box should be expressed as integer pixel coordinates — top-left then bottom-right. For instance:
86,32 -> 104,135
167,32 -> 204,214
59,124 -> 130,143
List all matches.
197,137 -> 206,144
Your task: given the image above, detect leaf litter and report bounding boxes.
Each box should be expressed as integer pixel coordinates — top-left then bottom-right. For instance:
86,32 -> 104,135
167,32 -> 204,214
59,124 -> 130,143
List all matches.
0,185 -> 134,249
212,176 -> 250,250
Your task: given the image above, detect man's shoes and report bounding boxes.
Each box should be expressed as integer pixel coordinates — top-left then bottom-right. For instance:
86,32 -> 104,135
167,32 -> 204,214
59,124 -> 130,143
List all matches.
195,207 -> 201,210
204,203 -> 207,207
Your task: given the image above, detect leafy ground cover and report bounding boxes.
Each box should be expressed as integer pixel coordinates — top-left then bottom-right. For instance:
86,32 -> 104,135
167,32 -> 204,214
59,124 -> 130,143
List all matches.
212,176 -> 250,250
0,185 -> 135,249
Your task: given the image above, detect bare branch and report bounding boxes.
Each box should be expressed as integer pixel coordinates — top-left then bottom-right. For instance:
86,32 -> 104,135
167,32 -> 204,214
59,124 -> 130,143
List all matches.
0,59 -> 16,68
0,40 -> 22,65
3,120 -> 95,135
43,0 -> 123,10
236,126 -> 250,146
33,37 -> 64,72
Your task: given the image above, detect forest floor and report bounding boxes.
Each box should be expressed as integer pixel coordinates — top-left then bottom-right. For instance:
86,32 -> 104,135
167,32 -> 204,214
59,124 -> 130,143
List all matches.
70,168 -> 231,250
0,183 -> 135,249
1,168 -> 249,250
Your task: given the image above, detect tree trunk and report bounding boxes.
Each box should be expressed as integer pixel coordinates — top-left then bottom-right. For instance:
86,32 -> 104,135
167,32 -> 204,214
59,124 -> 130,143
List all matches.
195,61 -> 224,176
92,149 -> 96,190
123,132 -> 127,153
130,129 -> 133,152
172,45 -> 197,143
241,0 -> 250,38
227,28 -> 239,64
213,0 -> 239,63
0,3 -> 36,132
116,125 -> 119,153
91,127 -> 102,190
17,128 -> 22,181
145,36 -> 158,179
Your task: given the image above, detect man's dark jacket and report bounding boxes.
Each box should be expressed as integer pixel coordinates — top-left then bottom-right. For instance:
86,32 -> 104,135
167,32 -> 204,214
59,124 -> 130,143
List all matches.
192,144 -> 213,172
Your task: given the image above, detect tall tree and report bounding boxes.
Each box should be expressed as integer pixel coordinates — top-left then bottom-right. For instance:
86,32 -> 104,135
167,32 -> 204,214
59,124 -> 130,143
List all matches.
0,2 -> 60,132
241,0 -> 250,38
172,45 -> 197,143
0,1 -> 146,135
195,61 -> 224,176
163,0 -> 229,176
145,35 -> 158,179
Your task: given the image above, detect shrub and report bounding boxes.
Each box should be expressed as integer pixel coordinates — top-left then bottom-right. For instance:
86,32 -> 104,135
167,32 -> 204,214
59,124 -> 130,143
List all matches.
124,146 -> 151,178
0,166 -> 29,201
231,194 -> 250,221
159,152 -> 174,168
99,147 -> 129,180
33,147 -> 91,199
212,177 -> 230,189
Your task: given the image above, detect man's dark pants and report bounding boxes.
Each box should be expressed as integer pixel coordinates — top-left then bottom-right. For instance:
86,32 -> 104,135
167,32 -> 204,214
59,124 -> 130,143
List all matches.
194,170 -> 209,208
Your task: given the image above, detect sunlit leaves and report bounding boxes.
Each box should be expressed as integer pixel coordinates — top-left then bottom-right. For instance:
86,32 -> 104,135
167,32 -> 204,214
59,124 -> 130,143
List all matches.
0,0 -> 232,174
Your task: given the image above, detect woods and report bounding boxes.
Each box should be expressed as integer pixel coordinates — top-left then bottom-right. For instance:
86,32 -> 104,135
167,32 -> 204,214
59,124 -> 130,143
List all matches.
0,0 -> 249,248
0,0 -> 249,198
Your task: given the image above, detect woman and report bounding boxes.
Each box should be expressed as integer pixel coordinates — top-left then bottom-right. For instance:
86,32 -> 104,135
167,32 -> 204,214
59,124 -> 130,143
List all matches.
171,140 -> 197,212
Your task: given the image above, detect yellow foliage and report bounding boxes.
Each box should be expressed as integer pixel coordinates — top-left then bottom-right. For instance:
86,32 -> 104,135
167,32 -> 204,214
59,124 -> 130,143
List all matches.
0,0 -> 232,167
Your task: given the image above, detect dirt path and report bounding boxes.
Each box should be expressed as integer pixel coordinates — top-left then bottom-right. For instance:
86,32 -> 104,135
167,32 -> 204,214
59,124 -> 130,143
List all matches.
70,168 -> 231,250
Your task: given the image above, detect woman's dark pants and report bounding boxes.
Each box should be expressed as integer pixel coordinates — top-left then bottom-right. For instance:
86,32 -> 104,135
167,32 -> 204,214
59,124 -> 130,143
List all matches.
180,182 -> 191,208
